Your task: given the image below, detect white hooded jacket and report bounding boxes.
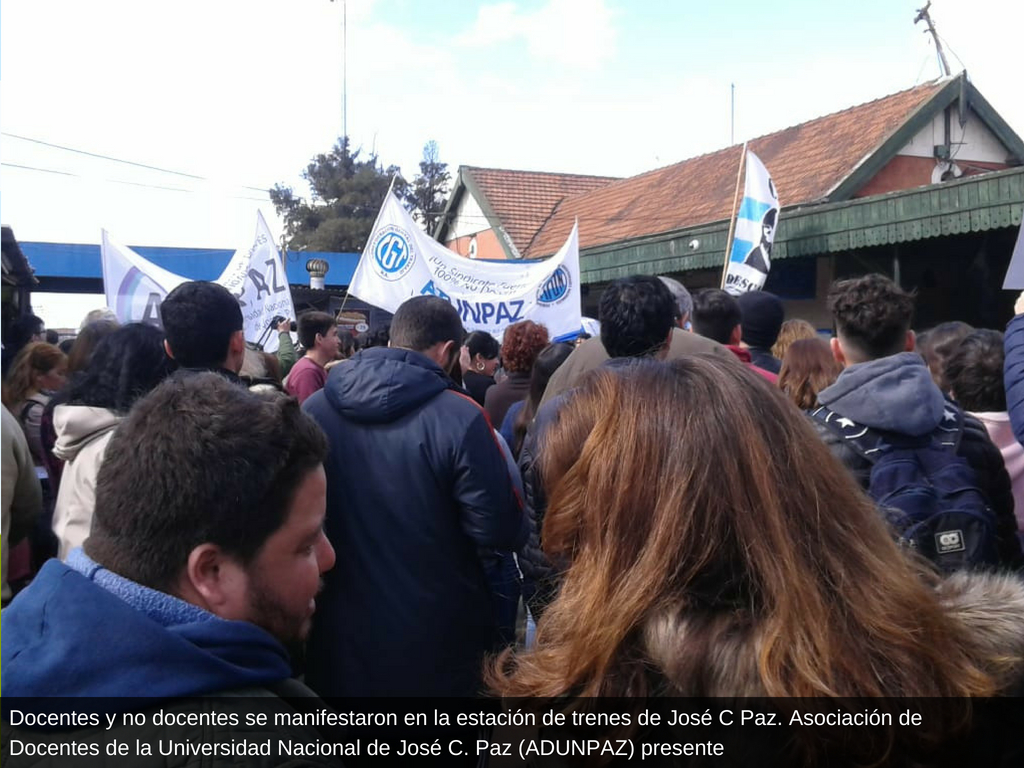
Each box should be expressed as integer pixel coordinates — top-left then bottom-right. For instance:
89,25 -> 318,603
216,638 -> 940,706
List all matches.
51,404 -> 122,560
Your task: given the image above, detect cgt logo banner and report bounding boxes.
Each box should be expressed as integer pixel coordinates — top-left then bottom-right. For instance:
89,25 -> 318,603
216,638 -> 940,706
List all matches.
350,192 -> 582,340
100,211 -> 295,353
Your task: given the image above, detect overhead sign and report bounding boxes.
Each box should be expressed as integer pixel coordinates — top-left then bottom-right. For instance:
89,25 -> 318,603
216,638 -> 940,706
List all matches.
349,192 -> 582,340
100,212 -> 295,352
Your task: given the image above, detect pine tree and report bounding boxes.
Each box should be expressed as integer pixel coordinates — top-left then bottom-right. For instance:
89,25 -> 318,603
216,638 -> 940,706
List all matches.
270,137 -> 408,252
404,141 -> 451,235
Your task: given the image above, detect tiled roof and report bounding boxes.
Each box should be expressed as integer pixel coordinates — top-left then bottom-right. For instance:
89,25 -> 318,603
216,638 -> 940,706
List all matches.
463,167 -> 618,255
526,79 -> 949,257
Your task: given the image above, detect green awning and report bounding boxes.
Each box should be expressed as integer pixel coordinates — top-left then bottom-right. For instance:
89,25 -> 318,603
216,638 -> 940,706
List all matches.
580,166 -> 1024,283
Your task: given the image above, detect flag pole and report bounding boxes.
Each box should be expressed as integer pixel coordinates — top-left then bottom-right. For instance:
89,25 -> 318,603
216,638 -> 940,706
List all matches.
720,142 -> 747,289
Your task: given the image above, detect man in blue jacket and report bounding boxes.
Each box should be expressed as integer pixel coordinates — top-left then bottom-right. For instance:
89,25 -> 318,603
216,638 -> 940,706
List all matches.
2,373 -> 340,764
302,296 -> 527,697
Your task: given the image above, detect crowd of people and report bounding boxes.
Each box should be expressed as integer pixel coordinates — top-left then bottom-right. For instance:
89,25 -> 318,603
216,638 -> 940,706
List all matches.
2,271 -> 1024,765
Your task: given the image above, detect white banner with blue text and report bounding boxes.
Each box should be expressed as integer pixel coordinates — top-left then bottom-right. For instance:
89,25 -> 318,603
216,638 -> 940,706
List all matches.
349,192 -> 582,340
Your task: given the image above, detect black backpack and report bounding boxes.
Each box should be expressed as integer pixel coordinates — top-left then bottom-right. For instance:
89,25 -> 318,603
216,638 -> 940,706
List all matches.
811,404 -> 1000,574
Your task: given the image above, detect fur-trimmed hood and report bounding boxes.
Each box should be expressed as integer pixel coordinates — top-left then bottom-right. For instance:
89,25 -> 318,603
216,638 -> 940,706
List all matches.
642,571 -> 1024,697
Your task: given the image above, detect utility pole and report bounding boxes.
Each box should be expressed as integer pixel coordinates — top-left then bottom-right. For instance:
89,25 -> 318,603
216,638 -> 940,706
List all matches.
342,0 -> 347,141
730,83 -> 735,145
914,2 -> 951,77
330,0 -> 348,141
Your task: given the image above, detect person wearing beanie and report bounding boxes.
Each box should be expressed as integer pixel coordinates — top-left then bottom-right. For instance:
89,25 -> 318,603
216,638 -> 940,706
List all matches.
737,291 -> 784,374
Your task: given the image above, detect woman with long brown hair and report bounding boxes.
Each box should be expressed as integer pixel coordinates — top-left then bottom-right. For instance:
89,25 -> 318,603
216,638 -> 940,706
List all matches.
2,342 -> 68,467
778,336 -> 842,410
489,356 -> 1024,764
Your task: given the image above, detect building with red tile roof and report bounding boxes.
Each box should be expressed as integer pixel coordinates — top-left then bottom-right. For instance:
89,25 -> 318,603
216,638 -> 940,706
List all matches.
437,73 -> 1024,328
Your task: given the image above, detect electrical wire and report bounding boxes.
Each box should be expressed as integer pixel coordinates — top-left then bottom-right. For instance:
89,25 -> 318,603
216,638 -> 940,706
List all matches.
1,162 -> 77,177
2,161 -> 269,201
1,132 -> 272,192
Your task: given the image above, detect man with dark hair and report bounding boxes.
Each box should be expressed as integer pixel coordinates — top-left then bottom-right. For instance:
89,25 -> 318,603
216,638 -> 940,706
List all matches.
737,290 -> 784,374
598,274 -> 677,358
814,273 -> 1021,570
302,295 -> 526,697
826,273 -> 918,364
285,311 -> 340,404
1,313 -> 45,377
160,281 -> 245,378
692,288 -> 742,345
692,288 -> 777,382
540,275 -> 730,407
1,374 -> 339,762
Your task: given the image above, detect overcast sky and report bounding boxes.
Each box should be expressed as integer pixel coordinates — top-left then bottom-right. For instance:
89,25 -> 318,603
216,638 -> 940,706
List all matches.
2,0 -> 1021,257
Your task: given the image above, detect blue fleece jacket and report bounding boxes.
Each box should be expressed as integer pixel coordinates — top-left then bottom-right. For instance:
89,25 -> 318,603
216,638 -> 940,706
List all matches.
1,550 -> 292,708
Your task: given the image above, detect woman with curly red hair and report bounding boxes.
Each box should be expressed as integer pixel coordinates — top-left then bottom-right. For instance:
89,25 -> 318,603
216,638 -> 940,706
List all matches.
484,320 -> 549,427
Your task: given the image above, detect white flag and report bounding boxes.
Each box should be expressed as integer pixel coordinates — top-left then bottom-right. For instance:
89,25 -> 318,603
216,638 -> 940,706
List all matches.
349,192 -> 582,340
100,230 -> 186,327
100,212 -> 295,352
724,151 -> 780,296
217,211 -> 295,353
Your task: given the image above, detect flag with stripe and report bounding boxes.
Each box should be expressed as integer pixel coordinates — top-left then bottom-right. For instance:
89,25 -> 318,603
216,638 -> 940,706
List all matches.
724,151 -> 779,296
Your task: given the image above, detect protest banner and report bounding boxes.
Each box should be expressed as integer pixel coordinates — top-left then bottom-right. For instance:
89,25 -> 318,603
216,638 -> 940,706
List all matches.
349,192 -> 582,340
722,150 -> 780,296
216,212 -> 295,353
100,230 -> 187,329
100,212 -> 295,352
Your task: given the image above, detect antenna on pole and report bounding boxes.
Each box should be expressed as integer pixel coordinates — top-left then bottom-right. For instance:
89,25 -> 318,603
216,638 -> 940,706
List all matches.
330,0 -> 348,141
343,0 -> 347,140
914,2 -> 951,77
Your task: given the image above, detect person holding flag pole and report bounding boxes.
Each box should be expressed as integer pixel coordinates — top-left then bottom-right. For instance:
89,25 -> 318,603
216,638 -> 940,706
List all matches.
721,146 -> 781,296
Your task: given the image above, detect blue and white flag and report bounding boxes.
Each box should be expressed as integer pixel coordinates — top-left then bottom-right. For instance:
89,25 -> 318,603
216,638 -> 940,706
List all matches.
724,151 -> 779,296
350,192 -> 582,341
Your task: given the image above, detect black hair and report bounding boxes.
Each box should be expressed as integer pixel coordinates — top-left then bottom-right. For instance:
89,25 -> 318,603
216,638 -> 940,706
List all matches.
297,311 -> 336,349
598,275 -> 676,358
160,281 -> 243,369
11,314 -> 44,347
513,342 -> 574,456
85,372 -> 328,592
946,329 -> 1006,412
827,274 -> 914,361
691,288 -> 742,345
464,331 -> 500,361
389,296 -> 465,352
917,321 -> 973,392
65,323 -> 177,414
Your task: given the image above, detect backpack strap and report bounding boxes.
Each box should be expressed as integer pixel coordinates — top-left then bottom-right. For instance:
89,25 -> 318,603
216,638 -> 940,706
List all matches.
18,396 -> 44,426
932,402 -> 965,453
811,403 -> 966,461
810,405 -> 888,463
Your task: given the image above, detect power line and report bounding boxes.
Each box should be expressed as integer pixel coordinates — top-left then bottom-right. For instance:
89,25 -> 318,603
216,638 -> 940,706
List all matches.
1,162 -> 77,177
0,132 -> 273,192
2,161 -> 269,201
